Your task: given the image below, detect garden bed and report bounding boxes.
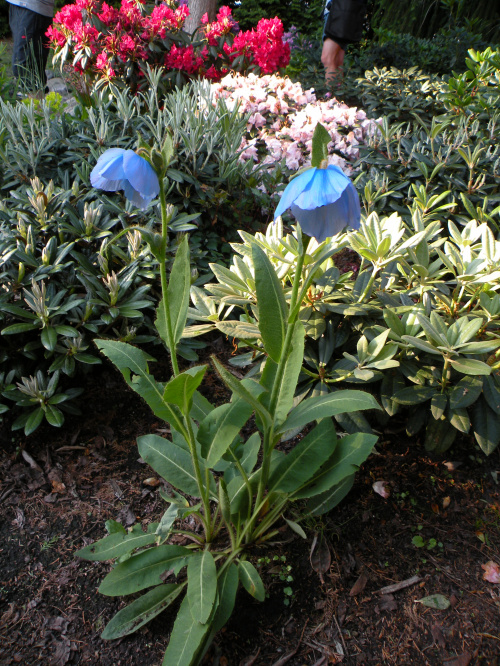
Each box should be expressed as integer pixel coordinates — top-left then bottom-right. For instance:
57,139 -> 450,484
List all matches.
0,344 -> 498,666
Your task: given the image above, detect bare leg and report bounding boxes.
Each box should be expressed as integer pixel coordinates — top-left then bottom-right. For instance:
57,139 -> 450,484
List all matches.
321,37 -> 345,85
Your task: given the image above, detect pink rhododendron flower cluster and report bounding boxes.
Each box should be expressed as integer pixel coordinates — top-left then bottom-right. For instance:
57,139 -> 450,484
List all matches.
47,1 -> 290,93
210,73 -> 380,172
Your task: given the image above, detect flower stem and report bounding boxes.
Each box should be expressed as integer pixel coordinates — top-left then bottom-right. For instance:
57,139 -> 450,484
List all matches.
250,244 -> 307,539
158,177 -> 180,377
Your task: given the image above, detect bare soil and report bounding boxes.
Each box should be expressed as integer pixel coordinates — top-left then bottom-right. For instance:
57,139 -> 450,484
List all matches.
0,341 -> 499,666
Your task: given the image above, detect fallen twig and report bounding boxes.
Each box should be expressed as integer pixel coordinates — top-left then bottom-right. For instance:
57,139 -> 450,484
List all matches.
271,620 -> 308,666
333,610 -> 348,657
376,575 -> 421,596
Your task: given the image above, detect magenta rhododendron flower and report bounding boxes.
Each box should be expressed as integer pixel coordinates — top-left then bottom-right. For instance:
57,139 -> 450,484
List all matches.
91,149 -> 160,210
98,3 -> 120,26
47,2 -> 290,92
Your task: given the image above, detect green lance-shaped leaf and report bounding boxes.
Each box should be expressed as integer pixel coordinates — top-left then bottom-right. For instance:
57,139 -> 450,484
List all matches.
138,434 -> 216,498
212,357 -> 272,428
268,419 -> 337,494
252,242 -> 287,362
75,529 -> 157,562
105,519 -> 126,535
279,390 -> 380,434
41,326 -> 57,351
303,474 -> 355,517
156,503 -> 179,540
293,432 -> 378,499
239,560 -> 265,602
184,563 -> 239,666
187,551 -> 218,624
274,320 -> 305,426
212,563 -> 239,632
95,340 -> 185,433
311,122 -> 331,168
198,399 -> 253,468
218,478 -> 232,526
167,234 -> 191,346
98,544 -> 192,596
227,468 -> 262,518
162,594 -> 212,666
163,366 -> 207,410
101,583 -> 184,640
191,390 -> 214,422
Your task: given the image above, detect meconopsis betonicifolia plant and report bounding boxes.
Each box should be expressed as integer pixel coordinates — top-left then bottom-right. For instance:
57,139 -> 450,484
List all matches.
79,124 -> 379,666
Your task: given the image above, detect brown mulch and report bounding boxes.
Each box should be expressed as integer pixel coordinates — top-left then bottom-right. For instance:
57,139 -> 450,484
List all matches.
0,349 -> 499,666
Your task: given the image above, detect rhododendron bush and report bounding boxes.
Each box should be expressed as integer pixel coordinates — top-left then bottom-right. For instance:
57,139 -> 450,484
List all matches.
47,0 -> 290,93
210,73 -> 380,173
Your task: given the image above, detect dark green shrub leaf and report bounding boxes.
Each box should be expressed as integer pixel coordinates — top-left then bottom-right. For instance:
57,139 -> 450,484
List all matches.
424,417 -> 457,453
473,399 -> 500,455
431,392 -> 448,420
449,358 -> 491,376
393,385 -> 437,405
449,376 -> 483,410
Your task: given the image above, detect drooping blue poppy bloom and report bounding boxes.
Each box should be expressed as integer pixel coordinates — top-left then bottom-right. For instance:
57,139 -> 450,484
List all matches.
90,148 -> 160,210
274,164 -> 360,242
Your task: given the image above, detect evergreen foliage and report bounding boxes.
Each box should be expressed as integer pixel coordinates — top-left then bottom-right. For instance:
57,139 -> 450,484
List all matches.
370,0 -> 499,42
225,0 -> 325,36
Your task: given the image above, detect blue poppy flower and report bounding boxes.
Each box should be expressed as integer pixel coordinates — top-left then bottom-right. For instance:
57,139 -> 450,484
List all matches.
274,164 -> 360,242
90,148 -> 160,210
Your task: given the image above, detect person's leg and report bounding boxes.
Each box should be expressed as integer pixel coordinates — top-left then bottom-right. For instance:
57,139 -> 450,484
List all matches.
9,4 -> 52,88
321,37 -> 345,83
9,3 -> 30,79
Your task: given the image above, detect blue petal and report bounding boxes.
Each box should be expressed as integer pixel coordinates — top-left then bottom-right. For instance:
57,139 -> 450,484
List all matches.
123,151 -> 160,199
291,183 -> 360,242
90,148 -> 126,192
274,168 -> 317,220
294,166 -> 350,211
123,181 -> 152,210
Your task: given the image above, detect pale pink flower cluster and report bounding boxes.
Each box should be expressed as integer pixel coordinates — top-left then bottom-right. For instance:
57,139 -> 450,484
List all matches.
211,73 -> 380,173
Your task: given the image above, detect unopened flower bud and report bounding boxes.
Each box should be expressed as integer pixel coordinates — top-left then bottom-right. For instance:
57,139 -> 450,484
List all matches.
151,149 -> 165,173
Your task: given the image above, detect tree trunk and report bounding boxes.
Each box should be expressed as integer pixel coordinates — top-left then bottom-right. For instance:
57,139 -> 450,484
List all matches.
183,0 -> 218,35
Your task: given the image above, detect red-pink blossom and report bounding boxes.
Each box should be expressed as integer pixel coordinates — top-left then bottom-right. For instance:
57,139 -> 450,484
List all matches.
46,24 -> 67,48
98,2 -> 120,26
53,4 -> 82,33
165,43 -> 206,75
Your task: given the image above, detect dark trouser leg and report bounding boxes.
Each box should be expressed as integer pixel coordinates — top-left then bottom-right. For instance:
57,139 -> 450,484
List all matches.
9,4 -> 52,88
